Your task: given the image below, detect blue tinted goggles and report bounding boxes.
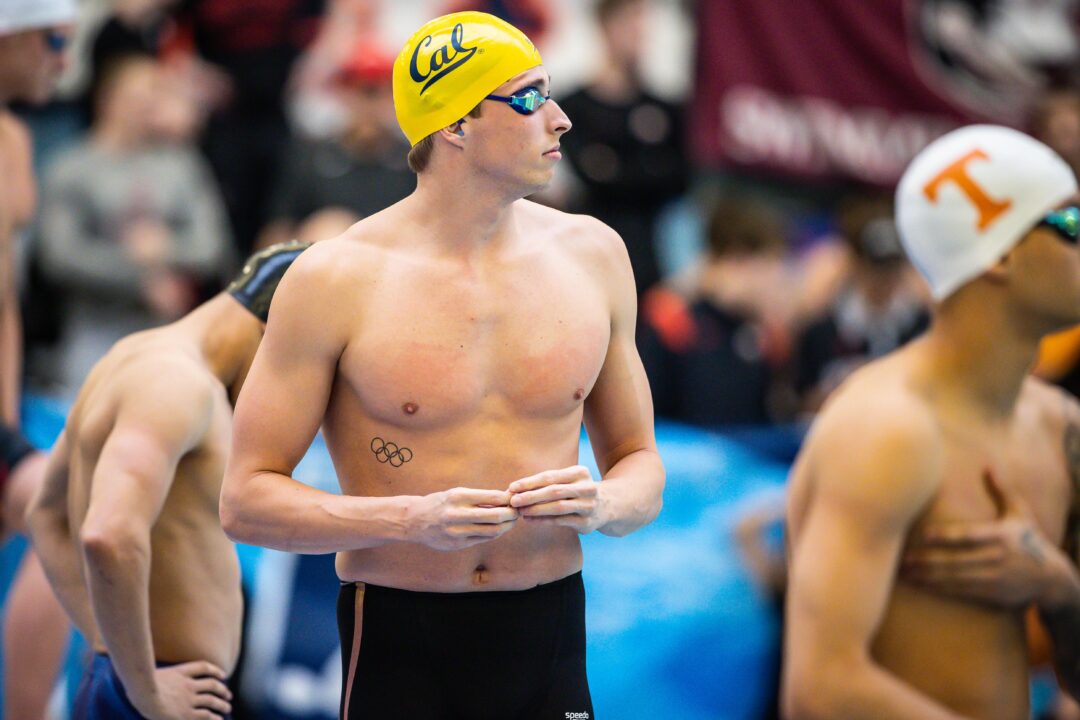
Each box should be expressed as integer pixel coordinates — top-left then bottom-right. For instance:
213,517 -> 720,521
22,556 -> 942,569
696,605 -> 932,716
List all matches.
485,86 -> 551,115
1038,205 -> 1080,245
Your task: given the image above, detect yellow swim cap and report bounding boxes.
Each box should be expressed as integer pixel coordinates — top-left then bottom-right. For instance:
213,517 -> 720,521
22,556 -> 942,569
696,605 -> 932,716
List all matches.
392,12 -> 543,146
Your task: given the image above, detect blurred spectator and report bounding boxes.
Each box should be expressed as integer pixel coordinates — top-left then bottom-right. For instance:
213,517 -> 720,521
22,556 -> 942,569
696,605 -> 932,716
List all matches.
1032,84 -> 1080,182
258,42 -> 412,249
558,0 -> 688,297
285,0 -> 381,139
439,0 -> 553,46
171,0 -> 326,254
638,197 -> 791,427
83,0 -> 176,117
794,196 -> 928,413
734,494 -> 787,720
37,54 -> 231,395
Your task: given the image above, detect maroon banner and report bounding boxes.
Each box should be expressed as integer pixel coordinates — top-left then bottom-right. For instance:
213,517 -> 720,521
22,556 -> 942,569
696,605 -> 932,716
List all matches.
691,0 -> 1080,185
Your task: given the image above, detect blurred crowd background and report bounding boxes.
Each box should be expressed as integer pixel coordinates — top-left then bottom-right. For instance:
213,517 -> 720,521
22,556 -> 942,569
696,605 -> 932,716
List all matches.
6,0 -> 1080,718
15,0 -> 1080,422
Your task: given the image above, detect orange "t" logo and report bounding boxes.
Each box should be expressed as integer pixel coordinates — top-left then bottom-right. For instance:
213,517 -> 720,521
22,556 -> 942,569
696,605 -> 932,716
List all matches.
922,149 -> 1012,232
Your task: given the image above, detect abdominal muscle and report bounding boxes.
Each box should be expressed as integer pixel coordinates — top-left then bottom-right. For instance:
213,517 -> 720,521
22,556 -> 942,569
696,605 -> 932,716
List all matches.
872,582 -> 1030,720
326,403 -> 589,592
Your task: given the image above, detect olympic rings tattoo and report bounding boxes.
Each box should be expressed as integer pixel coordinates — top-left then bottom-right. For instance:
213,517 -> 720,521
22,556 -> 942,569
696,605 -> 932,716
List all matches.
370,437 -> 413,467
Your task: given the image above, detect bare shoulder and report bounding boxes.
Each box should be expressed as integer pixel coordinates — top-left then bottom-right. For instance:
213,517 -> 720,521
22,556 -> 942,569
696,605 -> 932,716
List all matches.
517,201 -> 633,308
71,348 -> 221,455
1019,375 -> 1079,435
803,364 -> 943,509
519,201 -> 626,260
115,352 -> 220,421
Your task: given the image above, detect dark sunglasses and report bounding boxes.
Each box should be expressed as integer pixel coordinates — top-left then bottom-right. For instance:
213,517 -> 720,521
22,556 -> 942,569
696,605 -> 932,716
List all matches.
485,86 -> 550,115
1037,205 -> 1080,245
44,29 -> 67,53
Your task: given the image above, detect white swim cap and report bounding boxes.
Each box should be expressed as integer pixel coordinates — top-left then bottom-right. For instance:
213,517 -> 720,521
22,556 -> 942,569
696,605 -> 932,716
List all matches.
896,124 -> 1078,301
0,0 -> 77,35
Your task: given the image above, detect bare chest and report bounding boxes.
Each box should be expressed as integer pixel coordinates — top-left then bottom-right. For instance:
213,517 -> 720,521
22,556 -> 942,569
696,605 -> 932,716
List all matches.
916,424 -> 1070,544
338,263 -> 611,427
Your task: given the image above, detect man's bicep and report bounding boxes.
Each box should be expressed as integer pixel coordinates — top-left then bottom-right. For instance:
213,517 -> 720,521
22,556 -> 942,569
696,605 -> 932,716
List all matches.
582,222 -> 656,472
230,269 -> 344,477
788,498 -> 910,666
582,337 -> 656,474
787,409 -> 941,677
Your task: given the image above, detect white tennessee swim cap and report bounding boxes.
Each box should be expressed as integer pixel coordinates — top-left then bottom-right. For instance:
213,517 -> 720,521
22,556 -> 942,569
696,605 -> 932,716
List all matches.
0,0 -> 77,35
896,124 -> 1078,301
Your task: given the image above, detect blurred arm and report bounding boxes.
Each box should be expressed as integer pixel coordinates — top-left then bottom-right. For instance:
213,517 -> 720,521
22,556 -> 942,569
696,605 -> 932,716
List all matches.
783,404 -> 971,720
3,549 -> 70,720
1040,399 -> 1080,699
164,152 -> 233,275
78,376 -> 212,709
26,430 -> 96,636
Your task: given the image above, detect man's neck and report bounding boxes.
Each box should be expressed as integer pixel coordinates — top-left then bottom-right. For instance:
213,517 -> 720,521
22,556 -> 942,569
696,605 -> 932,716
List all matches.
174,296 -> 257,392
921,294 -> 1045,417
408,170 -> 523,256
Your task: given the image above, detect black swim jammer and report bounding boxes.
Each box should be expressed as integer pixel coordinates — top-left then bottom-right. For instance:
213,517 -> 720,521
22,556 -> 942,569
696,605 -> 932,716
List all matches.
337,571 -> 594,719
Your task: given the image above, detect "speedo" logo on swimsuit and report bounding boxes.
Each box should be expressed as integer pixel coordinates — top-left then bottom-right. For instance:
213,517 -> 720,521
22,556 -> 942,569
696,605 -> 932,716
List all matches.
409,22 -> 478,95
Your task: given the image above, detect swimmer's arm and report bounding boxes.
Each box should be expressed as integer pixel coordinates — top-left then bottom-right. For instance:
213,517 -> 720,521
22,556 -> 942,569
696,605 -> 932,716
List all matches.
222,251 -> 412,553
1039,401 -> 1080,699
581,223 -> 664,537
80,383 -> 212,711
784,409 -> 971,720
26,430 -> 97,637
0,205 -> 18,426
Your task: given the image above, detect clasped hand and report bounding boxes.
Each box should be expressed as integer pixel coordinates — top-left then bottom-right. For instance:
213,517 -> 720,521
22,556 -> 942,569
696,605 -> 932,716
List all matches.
411,465 -> 604,551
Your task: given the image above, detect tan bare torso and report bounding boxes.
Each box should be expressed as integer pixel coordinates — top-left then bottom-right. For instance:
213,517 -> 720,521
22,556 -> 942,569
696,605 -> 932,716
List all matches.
789,347 -> 1073,720
66,330 -> 242,671
323,199 -> 612,591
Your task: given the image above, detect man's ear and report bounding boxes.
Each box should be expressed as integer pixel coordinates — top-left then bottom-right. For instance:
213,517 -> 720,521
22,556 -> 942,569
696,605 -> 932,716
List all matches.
984,248 -> 1013,285
438,120 -> 466,148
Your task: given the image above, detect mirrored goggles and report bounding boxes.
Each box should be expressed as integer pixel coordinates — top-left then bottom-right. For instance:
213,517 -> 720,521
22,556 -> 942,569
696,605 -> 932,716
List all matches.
485,86 -> 551,115
1037,205 -> 1080,245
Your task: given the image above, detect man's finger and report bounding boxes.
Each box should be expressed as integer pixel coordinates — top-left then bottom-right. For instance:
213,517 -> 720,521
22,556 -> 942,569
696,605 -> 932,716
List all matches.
915,523 -> 1000,546
982,468 -> 1025,519
518,499 -> 591,518
194,693 -> 232,715
462,505 -> 519,524
510,481 -> 594,508
450,488 -> 513,507
180,661 -> 227,680
508,466 -> 591,494
902,545 -> 1005,569
193,678 -> 232,700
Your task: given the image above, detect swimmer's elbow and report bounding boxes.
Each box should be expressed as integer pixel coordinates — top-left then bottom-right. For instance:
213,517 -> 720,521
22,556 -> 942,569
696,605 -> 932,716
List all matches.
79,521 -> 149,566
219,481 -> 253,544
783,655 -> 870,720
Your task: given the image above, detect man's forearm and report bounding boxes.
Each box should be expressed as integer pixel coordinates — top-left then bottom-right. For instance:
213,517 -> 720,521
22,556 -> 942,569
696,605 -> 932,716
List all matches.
596,448 -> 664,537
221,470 -> 414,553
1038,559 -> 1080,699
27,515 -> 96,637
82,530 -> 160,708
0,287 -> 20,426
